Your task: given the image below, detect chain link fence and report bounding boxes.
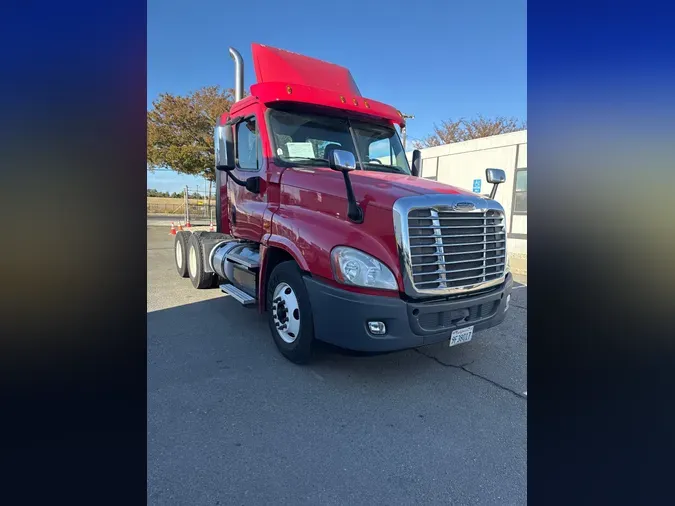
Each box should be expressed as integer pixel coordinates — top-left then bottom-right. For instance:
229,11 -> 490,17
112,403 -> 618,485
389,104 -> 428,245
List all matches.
147,185 -> 216,223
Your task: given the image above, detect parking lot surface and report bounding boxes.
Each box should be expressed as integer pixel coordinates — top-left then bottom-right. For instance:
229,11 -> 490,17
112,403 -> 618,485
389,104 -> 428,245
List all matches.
147,226 -> 527,505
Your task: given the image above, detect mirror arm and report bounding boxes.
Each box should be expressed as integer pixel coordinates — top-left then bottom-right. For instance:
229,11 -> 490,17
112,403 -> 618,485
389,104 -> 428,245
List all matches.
227,171 -> 246,187
485,168 -> 506,200
225,171 -> 260,194
342,171 -> 363,223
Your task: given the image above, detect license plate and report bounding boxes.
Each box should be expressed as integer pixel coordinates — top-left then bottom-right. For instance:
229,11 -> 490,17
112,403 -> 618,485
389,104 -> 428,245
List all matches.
449,326 -> 474,347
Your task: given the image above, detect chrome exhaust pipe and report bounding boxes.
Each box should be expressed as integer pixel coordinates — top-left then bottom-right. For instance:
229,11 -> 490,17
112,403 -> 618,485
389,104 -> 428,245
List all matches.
229,47 -> 244,102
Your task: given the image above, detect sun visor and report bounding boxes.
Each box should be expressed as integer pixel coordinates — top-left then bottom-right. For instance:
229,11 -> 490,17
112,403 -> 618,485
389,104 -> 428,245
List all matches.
252,43 -> 361,97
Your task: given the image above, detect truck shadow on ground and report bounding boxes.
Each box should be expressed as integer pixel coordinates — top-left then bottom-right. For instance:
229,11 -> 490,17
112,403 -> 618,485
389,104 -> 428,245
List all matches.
148,296 -> 527,506
147,294 -> 467,383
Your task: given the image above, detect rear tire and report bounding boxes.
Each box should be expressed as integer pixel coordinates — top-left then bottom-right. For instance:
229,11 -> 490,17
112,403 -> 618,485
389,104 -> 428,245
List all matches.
187,233 -> 214,289
266,261 -> 315,364
174,231 -> 190,278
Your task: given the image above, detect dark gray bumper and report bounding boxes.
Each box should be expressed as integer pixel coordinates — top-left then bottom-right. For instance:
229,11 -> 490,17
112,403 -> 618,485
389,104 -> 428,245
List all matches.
304,273 -> 513,352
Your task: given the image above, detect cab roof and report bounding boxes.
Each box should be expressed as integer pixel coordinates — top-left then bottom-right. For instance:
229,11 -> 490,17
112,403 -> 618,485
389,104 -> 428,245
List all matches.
227,44 -> 405,127
252,43 -> 361,96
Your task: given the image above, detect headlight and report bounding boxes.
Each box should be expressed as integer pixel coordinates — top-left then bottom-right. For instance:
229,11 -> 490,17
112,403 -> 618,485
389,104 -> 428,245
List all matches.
330,246 -> 398,290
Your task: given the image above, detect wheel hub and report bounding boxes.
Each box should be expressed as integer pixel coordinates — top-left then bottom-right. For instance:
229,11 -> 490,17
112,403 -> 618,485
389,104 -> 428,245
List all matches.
275,300 -> 289,324
272,282 -> 300,344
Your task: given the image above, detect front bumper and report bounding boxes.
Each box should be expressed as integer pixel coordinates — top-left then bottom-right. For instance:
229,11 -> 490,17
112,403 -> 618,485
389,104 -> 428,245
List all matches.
304,273 -> 513,352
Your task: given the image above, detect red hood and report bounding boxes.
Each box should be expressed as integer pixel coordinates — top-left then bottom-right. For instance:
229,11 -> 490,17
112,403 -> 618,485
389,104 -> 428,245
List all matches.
279,167 -> 478,211
351,170 -> 474,199
276,167 -> 486,287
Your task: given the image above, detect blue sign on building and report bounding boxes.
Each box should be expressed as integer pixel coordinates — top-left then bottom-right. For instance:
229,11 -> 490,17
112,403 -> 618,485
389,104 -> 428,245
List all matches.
473,179 -> 482,193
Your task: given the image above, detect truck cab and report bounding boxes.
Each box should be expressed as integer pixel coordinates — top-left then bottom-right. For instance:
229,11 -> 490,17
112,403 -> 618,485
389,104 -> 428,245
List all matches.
175,43 -> 513,363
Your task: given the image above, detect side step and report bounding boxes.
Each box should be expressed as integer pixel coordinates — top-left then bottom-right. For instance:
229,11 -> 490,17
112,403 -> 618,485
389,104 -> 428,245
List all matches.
225,252 -> 259,270
220,283 -> 256,306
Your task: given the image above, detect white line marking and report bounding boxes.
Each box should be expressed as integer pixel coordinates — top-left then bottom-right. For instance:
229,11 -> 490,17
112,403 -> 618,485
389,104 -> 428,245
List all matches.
512,285 -> 527,290
523,391 -> 527,396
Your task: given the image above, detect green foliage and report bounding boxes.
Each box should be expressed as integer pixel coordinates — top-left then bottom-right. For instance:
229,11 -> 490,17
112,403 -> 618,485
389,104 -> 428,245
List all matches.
147,189 -> 186,198
147,86 -> 235,182
147,188 -> 170,198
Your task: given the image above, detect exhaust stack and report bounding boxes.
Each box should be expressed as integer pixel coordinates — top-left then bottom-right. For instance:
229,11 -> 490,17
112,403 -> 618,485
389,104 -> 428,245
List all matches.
229,47 -> 244,102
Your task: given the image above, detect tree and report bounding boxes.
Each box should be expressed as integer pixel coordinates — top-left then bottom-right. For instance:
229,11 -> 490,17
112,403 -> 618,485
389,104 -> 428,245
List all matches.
412,114 -> 526,149
147,188 -> 171,198
147,86 -> 236,182
415,119 -> 464,148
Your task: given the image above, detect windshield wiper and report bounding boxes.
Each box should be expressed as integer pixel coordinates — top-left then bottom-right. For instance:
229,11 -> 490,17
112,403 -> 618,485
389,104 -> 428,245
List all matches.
363,163 -> 406,173
287,157 -> 328,163
278,157 -> 329,167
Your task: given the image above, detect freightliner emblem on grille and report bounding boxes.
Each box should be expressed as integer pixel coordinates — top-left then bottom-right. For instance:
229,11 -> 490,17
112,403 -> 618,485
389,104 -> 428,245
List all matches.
453,202 -> 475,211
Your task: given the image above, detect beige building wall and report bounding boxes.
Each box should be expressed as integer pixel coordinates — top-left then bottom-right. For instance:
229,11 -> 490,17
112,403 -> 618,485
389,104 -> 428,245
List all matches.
406,131 -> 528,281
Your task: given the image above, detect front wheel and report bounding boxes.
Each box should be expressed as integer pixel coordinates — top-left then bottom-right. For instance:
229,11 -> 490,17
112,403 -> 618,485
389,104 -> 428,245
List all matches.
267,261 -> 315,364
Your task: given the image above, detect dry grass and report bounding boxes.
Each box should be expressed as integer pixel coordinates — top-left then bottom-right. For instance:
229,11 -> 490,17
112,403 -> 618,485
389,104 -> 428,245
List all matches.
147,196 -> 214,215
147,196 -> 211,206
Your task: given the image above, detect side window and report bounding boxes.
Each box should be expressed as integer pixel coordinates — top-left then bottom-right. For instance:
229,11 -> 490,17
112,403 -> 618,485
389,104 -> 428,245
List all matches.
368,138 -> 392,163
368,137 -> 408,169
513,169 -> 527,213
236,117 -> 261,170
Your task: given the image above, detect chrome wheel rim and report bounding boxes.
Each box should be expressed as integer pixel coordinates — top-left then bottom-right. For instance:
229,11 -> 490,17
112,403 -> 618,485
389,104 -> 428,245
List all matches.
272,282 -> 300,343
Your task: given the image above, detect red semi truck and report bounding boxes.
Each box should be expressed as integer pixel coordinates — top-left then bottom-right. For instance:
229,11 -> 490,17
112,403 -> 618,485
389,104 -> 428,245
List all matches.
173,43 -> 513,363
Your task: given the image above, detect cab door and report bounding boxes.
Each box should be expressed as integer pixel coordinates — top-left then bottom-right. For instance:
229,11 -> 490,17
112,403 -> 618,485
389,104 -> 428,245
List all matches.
226,110 -> 267,242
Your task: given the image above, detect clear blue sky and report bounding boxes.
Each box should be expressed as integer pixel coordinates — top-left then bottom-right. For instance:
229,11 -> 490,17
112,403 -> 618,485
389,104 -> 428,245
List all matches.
148,0 -> 526,192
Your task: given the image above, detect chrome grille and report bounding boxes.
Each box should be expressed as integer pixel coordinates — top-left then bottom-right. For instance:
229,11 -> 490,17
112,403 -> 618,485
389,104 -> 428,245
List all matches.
407,208 -> 506,291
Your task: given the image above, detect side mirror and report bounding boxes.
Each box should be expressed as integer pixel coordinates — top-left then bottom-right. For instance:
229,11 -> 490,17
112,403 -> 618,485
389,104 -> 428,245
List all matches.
486,168 -> 506,199
329,149 -> 357,172
327,149 -> 363,223
214,123 -> 235,171
486,168 -> 506,184
411,149 -> 422,177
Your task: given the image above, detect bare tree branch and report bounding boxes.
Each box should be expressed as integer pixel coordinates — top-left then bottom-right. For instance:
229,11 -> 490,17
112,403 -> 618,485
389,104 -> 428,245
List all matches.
416,115 -> 526,148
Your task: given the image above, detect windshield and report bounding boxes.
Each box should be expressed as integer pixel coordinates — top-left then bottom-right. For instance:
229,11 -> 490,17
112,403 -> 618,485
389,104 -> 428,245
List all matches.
267,108 -> 411,175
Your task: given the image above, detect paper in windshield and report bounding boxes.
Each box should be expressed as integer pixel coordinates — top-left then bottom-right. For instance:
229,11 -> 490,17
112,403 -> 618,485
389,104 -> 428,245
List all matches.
286,142 -> 316,159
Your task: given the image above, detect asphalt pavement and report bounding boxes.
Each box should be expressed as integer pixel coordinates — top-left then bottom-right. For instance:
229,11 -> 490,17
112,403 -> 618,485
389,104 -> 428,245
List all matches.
147,226 -> 527,505
147,214 -> 210,226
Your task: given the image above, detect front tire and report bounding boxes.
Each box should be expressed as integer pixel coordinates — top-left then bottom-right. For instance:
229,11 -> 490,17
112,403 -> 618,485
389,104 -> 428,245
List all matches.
267,261 -> 315,364
187,233 -> 214,289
